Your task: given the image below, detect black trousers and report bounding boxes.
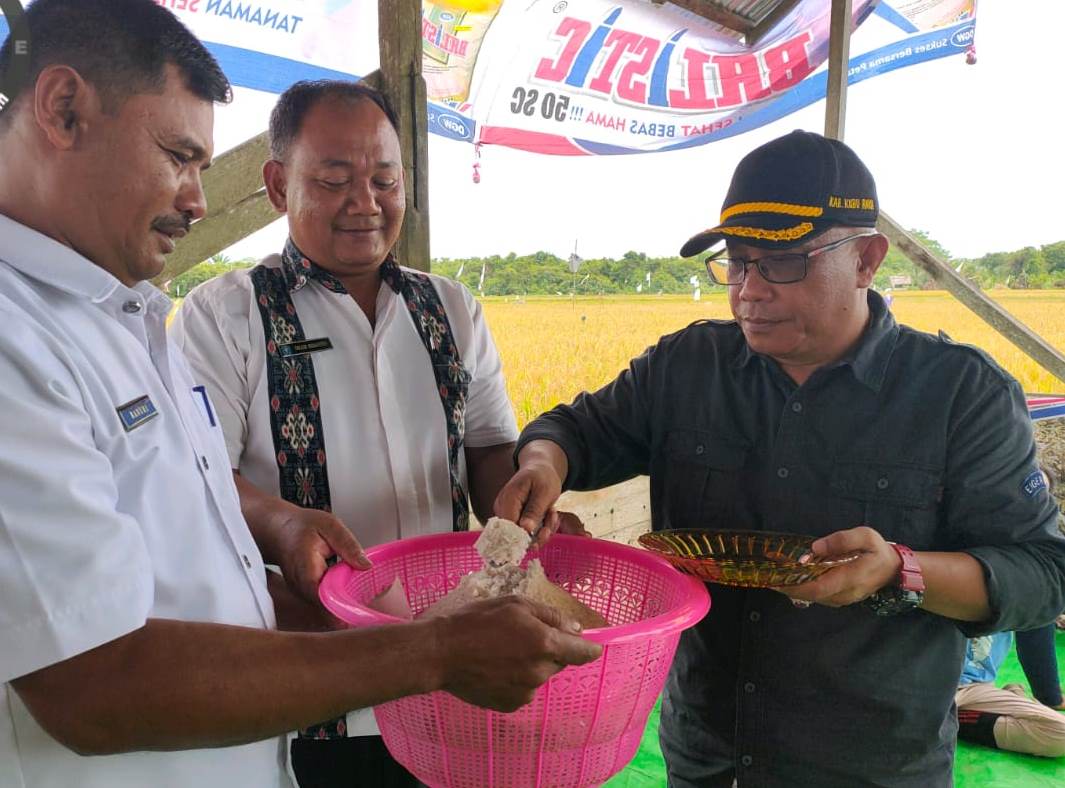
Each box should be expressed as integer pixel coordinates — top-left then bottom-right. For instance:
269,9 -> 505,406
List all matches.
291,736 -> 421,788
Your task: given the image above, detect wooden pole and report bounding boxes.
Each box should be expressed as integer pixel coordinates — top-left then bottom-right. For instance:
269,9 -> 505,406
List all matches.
824,0 -> 852,141
879,213 -> 1065,384
378,0 -> 430,272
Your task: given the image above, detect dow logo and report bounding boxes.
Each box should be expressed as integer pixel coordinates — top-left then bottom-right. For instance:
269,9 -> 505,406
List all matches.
0,0 -> 31,116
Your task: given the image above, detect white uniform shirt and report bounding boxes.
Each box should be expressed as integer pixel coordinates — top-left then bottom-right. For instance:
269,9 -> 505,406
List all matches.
171,254 -> 518,546
170,255 -> 517,735
0,215 -> 289,788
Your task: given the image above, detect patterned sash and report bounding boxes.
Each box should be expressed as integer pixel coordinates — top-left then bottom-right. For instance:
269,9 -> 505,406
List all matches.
250,238 -> 470,739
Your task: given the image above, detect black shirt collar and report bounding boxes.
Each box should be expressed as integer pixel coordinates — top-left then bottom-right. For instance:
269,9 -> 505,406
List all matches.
732,290 -> 899,392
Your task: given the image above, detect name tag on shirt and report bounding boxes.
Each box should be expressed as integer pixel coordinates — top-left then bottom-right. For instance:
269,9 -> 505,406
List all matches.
278,337 -> 333,358
116,395 -> 158,432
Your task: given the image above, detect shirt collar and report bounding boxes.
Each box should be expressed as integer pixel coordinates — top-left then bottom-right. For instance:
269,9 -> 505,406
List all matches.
0,212 -> 170,311
731,290 -> 899,392
281,237 -> 405,295
840,291 -> 898,392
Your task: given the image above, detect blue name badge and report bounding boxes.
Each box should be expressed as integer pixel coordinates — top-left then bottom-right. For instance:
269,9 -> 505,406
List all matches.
116,395 -> 158,432
1022,470 -> 1048,498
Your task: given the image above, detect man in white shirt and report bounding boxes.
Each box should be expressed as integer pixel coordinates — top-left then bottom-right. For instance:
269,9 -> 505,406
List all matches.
171,79 -> 559,787
0,4 -> 601,788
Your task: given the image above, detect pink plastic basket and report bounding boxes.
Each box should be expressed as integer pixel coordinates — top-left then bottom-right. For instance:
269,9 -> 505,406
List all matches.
319,532 -> 710,788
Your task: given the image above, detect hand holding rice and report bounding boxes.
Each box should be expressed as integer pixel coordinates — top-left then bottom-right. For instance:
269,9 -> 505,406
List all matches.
419,517 -> 608,629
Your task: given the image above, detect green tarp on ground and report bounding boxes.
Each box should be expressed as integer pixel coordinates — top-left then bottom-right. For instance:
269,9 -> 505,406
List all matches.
607,629 -> 1065,787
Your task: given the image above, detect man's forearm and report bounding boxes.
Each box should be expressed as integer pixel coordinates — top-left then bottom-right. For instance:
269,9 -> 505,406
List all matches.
13,617 -> 443,755
916,551 -> 991,622
517,440 -> 569,482
232,471 -> 293,565
466,442 -> 517,522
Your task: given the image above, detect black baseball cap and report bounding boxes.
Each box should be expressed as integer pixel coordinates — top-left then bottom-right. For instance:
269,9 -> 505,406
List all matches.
680,130 -> 879,257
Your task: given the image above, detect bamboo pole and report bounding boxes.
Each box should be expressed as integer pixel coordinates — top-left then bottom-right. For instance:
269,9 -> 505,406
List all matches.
879,213 -> 1065,384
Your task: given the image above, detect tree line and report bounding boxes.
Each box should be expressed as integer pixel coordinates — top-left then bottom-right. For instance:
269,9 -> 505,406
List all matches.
168,232 -> 1065,297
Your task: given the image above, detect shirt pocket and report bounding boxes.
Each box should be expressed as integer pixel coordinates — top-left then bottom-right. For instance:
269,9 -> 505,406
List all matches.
191,384 -> 219,430
662,430 -> 750,530
829,461 -> 943,549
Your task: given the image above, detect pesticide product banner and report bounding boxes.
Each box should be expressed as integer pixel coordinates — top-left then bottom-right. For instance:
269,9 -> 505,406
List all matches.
1,0 -> 978,155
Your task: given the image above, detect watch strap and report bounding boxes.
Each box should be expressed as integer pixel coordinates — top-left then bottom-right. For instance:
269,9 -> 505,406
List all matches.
888,542 -> 925,593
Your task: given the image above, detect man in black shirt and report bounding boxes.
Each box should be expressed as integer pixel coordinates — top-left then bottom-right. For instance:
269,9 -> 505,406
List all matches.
495,130 -> 1065,787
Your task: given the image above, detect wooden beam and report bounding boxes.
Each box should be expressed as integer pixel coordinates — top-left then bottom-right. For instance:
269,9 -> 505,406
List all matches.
746,0 -> 802,46
201,131 -> 269,221
378,0 -> 430,272
824,0 -> 853,141
155,190 -> 277,285
878,212 -> 1065,385
659,0 -> 752,37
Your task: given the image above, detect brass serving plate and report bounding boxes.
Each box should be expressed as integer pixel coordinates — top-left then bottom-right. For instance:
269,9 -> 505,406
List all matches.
638,529 -> 858,588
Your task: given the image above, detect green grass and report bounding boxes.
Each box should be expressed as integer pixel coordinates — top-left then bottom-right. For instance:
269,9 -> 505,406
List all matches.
607,629 -> 1065,787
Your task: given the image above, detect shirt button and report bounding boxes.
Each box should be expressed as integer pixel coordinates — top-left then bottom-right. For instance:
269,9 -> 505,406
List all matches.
122,300 -> 143,314
242,554 -> 252,569
877,477 -> 890,490
791,401 -> 803,413
744,682 -> 756,694
695,444 -> 705,455
749,611 -> 761,622
777,467 -> 790,479
200,455 -> 210,471
741,755 -> 753,767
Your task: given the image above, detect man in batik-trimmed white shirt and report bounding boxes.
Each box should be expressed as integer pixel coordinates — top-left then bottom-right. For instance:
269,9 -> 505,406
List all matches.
170,80 -> 526,786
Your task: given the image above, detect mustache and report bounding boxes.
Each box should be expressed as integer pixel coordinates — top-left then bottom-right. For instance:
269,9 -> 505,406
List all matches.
151,214 -> 192,236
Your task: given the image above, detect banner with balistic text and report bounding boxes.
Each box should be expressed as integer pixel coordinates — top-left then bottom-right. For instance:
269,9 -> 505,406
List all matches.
1,0 -> 978,155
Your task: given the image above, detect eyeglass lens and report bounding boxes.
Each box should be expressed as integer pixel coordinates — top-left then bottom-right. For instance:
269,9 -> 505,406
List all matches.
708,255 -> 806,285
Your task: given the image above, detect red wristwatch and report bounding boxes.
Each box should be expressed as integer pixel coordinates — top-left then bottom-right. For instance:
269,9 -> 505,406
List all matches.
863,542 -> 925,616
892,543 -> 925,593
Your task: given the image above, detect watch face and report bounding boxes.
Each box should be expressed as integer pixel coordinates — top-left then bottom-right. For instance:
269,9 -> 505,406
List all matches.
864,587 -> 924,616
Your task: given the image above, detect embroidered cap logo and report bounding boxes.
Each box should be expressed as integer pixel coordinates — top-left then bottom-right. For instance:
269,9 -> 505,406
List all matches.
0,0 -> 31,117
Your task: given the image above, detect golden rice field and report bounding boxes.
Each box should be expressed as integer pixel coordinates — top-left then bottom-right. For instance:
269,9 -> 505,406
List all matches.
482,291 -> 1065,428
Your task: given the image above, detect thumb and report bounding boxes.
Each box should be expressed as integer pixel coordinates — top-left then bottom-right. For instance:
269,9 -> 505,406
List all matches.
320,517 -> 372,570
493,474 -> 531,524
810,526 -> 873,558
518,481 -> 557,536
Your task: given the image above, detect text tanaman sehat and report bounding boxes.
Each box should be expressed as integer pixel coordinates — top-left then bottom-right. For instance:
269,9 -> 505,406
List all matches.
680,130 -> 879,257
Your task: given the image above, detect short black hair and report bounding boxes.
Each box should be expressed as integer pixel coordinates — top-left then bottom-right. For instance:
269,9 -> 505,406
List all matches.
0,0 -> 230,127
269,80 -> 399,161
